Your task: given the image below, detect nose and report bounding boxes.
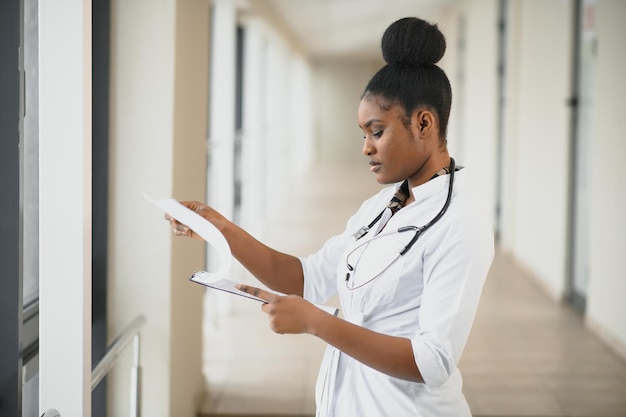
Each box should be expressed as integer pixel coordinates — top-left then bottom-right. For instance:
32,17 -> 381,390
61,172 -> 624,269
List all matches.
362,137 -> 374,156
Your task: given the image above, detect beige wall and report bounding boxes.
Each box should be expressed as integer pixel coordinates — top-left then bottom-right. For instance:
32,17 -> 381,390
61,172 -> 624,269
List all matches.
108,0 -> 208,415
169,0 -> 210,413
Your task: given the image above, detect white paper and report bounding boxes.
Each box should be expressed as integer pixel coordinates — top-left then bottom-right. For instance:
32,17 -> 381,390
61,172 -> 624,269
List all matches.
144,193 -> 231,282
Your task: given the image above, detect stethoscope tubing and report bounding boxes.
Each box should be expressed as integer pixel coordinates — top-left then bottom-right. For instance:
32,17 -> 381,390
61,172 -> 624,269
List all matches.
345,158 -> 456,289
355,157 -> 455,248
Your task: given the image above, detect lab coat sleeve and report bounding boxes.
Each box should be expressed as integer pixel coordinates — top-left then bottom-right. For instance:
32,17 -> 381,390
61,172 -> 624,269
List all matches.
410,210 -> 494,388
299,232 -> 350,304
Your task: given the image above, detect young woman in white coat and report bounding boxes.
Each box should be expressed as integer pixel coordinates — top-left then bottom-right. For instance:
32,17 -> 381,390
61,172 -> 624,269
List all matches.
168,16 -> 494,417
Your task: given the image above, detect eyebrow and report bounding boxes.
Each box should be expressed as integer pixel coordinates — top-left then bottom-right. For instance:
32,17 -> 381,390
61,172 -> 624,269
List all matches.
360,118 -> 383,129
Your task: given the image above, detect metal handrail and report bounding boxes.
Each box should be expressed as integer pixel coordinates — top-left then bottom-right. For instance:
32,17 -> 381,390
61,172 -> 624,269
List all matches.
91,315 -> 146,417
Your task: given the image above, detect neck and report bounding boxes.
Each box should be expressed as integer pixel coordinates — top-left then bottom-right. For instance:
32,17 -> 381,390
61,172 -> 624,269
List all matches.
407,151 -> 451,189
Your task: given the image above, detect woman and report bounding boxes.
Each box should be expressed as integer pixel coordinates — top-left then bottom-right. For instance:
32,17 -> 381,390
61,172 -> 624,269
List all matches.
169,16 -> 494,417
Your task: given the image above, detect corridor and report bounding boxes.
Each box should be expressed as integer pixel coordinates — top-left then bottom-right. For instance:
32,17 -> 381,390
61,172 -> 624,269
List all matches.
200,162 -> 626,417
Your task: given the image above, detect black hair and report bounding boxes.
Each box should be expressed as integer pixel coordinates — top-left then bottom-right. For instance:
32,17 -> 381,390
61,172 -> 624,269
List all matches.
363,17 -> 452,141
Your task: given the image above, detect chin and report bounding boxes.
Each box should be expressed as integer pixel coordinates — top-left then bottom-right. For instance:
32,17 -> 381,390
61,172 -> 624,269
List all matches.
374,175 -> 397,185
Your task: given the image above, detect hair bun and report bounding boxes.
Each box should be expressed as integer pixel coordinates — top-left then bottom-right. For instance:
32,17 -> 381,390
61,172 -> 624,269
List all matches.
381,17 -> 446,66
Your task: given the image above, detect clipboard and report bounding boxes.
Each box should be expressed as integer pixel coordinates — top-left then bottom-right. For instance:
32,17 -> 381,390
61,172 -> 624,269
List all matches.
190,270 -> 339,317
190,271 -> 268,302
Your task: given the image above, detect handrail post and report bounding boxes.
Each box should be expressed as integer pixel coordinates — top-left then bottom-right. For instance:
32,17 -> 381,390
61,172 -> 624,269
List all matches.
130,333 -> 141,417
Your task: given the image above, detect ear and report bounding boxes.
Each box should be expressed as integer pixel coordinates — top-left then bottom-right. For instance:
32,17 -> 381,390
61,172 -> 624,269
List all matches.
412,110 -> 436,137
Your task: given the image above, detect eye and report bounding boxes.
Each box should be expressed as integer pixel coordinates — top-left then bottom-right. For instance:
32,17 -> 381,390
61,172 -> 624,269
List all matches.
362,129 -> 383,140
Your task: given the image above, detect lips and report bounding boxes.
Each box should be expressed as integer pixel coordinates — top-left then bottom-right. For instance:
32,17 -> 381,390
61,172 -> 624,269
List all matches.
369,160 -> 381,172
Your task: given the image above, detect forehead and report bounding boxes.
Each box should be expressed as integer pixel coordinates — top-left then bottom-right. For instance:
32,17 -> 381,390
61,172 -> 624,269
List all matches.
358,97 -> 406,125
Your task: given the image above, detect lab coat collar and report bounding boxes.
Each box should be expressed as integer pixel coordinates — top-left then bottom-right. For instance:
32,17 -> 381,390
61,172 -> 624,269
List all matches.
406,167 -> 466,203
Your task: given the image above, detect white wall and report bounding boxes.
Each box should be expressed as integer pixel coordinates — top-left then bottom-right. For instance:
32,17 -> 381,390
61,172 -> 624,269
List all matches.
499,0 -> 523,257
312,59 -> 382,165
503,0 -> 574,299
442,0 -> 499,227
263,37 -> 292,217
437,9 -> 462,158
108,0 -> 208,415
38,0 -> 92,414
208,0 -> 236,220
484,0 -> 626,358
238,15 -> 316,229
240,16 -> 267,239
287,55 -> 315,179
586,0 -> 626,358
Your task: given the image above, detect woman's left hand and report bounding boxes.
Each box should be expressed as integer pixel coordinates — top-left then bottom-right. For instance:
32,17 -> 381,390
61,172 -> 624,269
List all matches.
235,284 -> 322,335
238,284 -> 423,382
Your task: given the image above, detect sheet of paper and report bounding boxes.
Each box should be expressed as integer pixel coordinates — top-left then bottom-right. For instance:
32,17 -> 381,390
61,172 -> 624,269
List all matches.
144,193 -> 231,282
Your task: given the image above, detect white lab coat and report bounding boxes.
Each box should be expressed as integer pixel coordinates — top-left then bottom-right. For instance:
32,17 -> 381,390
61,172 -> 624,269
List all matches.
300,168 -> 494,417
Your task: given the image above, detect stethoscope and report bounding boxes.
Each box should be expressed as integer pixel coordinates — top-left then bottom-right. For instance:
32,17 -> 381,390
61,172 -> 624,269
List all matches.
345,157 -> 456,289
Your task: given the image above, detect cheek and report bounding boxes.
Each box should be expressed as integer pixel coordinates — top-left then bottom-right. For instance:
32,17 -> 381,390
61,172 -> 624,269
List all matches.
387,139 -> 412,157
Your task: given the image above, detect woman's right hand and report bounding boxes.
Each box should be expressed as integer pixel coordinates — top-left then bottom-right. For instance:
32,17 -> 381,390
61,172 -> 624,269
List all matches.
165,200 -> 227,240
167,200 -> 305,297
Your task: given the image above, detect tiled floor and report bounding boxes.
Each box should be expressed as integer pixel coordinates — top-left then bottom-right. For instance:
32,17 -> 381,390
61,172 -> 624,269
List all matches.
200,163 -> 626,417
461,251 -> 626,417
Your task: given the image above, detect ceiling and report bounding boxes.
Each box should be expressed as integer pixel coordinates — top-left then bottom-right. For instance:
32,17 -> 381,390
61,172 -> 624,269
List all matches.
259,0 -> 459,61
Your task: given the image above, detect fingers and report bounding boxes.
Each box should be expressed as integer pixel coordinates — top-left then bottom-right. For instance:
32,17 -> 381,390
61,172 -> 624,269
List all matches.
165,213 -> 194,237
165,200 -> 202,238
165,201 -> 216,240
240,293 -> 313,335
180,200 -> 208,212
165,214 -> 193,237
174,223 -> 193,238
235,284 -> 278,303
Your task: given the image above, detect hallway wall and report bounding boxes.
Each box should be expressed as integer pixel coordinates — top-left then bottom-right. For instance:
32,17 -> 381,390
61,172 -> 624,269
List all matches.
502,0 -> 574,299
586,0 -> 626,357
312,59 -> 382,165
450,0 -> 499,225
496,0 -> 626,357
434,0 -> 626,359
107,0 -> 208,415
